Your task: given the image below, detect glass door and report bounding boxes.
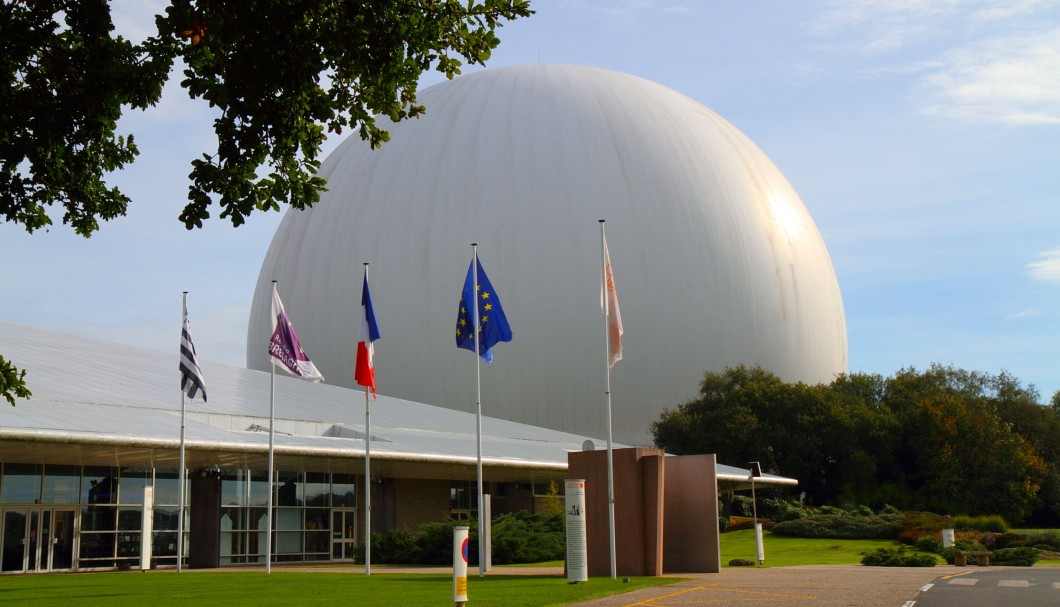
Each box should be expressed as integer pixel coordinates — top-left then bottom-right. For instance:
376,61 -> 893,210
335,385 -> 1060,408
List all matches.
0,508 -> 77,573
1,510 -> 28,573
49,509 -> 75,571
331,509 -> 358,561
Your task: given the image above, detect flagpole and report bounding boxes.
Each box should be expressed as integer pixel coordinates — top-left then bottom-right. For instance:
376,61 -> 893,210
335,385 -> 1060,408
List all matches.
267,281 -> 277,575
178,292 -> 188,574
600,220 -> 617,580
471,244 -> 486,577
363,263 -> 373,576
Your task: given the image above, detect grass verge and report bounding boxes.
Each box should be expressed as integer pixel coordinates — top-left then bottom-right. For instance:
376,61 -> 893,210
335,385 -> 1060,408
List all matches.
0,571 -> 675,607
720,528 -> 935,567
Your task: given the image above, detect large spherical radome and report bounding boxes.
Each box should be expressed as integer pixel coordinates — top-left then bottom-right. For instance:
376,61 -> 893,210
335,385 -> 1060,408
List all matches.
247,64 -> 847,444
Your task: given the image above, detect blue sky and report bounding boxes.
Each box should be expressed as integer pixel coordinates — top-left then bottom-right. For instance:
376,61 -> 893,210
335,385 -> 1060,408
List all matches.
3,0 -> 1059,401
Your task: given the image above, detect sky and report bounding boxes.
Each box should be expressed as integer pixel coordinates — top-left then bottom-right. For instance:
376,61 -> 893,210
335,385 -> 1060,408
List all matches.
2,0 -> 1059,402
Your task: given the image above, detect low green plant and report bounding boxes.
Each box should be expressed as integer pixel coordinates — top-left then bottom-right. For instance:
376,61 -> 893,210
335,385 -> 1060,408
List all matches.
771,514 -> 900,540
1002,531 -> 1060,551
940,539 -> 986,565
914,535 -> 944,554
992,547 -> 1040,566
761,498 -> 806,522
860,546 -> 936,567
358,512 -> 565,566
953,515 -> 1008,533
490,511 -> 565,564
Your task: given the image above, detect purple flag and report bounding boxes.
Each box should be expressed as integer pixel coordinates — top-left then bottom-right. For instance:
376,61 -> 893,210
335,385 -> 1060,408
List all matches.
269,286 -> 324,382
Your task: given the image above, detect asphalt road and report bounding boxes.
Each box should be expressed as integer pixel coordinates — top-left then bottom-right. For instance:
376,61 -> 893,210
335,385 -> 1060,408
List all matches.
566,565 -> 1060,607
908,568 -> 1060,607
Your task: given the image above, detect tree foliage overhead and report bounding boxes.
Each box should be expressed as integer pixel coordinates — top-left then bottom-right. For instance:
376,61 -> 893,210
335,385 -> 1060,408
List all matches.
0,0 -> 531,406
1,0 -> 532,235
652,364 -> 1060,525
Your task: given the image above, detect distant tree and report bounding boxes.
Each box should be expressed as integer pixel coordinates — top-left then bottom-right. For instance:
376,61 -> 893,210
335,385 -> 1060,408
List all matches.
652,364 -> 1055,524
0,0 -> 532,404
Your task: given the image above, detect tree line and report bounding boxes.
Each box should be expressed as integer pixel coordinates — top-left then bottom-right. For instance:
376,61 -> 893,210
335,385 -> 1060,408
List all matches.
651,365 -> 1060,525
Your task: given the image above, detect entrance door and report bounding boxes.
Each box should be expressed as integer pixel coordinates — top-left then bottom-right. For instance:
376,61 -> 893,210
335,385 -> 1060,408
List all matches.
0,509 -> 77,573
331,509 -> 358,560
1,510 -> 28,573
48,510 -> 75,570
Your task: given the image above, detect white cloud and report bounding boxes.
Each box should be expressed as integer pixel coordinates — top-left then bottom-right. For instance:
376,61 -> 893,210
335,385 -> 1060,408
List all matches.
918,28 -> 1060,125
809,0 -> 961,51
1005,308 -> 1043,321
1028,247 -> 1060,284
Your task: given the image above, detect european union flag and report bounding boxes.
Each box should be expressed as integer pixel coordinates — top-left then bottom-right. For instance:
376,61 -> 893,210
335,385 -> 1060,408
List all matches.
455,255 -> 512,364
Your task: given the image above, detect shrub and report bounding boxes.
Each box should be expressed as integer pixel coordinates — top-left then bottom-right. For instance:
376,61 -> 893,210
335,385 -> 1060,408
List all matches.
762,498 -> 806,522
838,503 -> 874,517
991,547 -> 1040,567
772,514 -> 901,540
878,504 -> 901,515
359,527 -> 420,564
815,505 -> 848,516
953,515 -> 1008,533
357,512 -> 566,565
898,511 -> 952,534
490,511 -> 565,565
983,532 -> 1021,549
941,540 -> 985,565
719,516 -> 729,532
914,535 -> 944,554
1007,532 -> 1060,552
861,546 -> 936,567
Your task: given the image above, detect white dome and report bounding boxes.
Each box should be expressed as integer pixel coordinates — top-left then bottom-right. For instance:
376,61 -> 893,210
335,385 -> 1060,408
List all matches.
247,64 -> 847,444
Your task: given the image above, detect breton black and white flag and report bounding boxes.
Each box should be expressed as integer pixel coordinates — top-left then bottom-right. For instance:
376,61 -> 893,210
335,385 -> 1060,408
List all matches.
180,297 -> 207,402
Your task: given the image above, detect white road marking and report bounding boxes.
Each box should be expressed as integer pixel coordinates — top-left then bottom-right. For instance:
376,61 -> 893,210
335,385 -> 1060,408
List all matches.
901,601 -> 917,607
998,580 -> 1030,588
919,584 -> 934,592
949,578 -> 979,586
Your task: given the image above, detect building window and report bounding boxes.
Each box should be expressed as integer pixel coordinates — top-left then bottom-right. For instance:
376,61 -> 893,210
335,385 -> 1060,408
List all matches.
1,463 -> 42,504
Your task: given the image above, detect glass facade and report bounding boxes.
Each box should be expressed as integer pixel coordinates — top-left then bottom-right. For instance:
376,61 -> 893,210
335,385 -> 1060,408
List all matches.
219,469 -> 352,564
0,462 -> 366,572
0,463 -> 187,571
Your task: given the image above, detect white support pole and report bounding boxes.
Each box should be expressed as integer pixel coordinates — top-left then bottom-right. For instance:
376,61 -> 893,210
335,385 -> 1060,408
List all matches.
600,220 -> 617,580
178,292 -> 188,574
267,280 -> 278,574
267,359 -> 275,574
471,244 -> 486,577
364,387 -> 372,575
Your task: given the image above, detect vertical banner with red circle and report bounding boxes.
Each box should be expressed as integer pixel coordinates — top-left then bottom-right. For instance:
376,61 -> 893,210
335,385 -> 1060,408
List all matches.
453,526 -> 469,603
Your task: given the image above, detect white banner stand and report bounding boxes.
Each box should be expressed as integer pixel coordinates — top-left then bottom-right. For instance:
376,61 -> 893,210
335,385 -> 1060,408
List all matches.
565,479 -> 588,583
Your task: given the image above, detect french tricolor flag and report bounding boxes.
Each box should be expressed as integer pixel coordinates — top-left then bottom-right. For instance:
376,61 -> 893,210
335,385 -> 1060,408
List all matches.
355,271 -> 381,397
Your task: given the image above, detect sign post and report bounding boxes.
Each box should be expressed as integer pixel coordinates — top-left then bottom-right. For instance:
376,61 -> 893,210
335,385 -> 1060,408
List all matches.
453,526 -> 469,604
565,479 -> 588,583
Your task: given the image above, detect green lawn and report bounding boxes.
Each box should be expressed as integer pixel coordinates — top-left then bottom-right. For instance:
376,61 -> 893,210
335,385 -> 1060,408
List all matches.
0,571 -> 673,607
720,528 -> 932,567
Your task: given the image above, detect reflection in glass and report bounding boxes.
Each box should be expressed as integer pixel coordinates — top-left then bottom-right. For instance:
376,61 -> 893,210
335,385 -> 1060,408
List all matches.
276,471 -> 302,507
154,469 -> 182,505
43,464 -> 80,504
332,473 -> 356,507
81,506 -> 117,532
1,463 -> 41,504
117,508 -> 142,531
304,472 -> 329,507
82,467 -> 117,504
119,468 -> 150,504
